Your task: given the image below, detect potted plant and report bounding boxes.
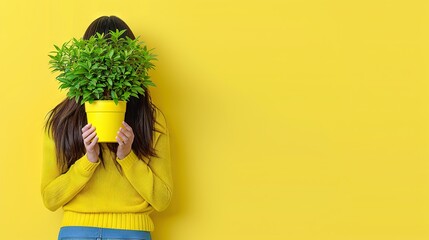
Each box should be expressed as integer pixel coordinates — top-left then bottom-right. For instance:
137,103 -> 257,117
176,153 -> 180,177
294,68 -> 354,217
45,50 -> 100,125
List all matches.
48,29 -> 157,142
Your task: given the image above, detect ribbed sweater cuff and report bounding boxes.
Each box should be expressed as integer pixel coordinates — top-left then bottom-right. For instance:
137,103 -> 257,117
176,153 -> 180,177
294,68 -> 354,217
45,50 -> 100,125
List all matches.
116,152 -> 140,170
75,156 -> 100,177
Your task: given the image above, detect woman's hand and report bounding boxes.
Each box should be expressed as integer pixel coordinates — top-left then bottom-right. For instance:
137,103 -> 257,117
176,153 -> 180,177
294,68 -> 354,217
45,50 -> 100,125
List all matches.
116,121 -> 134,160
82,123 -> 100,163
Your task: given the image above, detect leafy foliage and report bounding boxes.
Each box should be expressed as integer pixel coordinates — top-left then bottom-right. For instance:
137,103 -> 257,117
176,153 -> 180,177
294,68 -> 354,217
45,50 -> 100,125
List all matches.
48,29 -> 157,105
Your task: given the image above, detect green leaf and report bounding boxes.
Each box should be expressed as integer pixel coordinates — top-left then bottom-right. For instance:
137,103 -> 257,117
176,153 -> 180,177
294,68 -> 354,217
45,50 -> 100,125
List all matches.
48,29 -> 158,103
123,92 -> 131,100
111,90 -> 117,99
143,81 -> 156,87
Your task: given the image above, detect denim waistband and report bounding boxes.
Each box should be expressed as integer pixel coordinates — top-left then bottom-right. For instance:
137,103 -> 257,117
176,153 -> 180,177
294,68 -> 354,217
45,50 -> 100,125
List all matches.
58,226 -> 151,240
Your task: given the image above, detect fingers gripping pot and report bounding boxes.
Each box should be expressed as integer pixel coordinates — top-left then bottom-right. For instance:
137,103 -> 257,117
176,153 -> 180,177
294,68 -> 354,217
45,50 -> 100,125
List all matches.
85,100 -> 127,142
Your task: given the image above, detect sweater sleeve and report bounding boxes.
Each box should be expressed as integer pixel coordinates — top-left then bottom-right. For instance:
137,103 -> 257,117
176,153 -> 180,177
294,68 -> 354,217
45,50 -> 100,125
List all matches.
41,130 -> 100,211
116,110 -> 173,212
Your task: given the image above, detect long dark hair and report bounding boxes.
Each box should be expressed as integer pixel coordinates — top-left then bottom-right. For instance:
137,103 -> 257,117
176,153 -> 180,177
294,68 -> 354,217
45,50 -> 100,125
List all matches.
45,16 -> 158,173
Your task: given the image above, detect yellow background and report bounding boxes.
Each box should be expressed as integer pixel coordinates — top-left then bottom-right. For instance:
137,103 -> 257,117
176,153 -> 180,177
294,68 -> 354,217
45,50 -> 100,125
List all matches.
0,0 -> 428,239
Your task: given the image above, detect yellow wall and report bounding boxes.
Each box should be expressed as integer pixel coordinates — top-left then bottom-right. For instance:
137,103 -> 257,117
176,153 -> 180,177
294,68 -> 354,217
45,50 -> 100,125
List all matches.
0,0 -> 428,239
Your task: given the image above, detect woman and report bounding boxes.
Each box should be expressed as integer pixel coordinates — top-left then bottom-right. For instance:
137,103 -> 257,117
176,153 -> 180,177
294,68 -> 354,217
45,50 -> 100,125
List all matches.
41,16 -> 173,240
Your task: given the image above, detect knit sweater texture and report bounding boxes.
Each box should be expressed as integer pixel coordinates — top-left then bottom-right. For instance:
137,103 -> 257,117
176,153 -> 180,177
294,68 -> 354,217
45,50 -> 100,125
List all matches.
41,109 -> 173,231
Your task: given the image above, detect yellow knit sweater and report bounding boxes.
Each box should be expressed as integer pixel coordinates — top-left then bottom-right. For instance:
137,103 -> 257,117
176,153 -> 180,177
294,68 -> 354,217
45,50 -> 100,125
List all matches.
41,110 -> 173,231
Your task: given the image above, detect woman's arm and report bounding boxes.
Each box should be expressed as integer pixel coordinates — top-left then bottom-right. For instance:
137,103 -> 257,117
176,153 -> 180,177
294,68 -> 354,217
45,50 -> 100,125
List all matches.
117,111 -> 173,212
40,131 -> 100,211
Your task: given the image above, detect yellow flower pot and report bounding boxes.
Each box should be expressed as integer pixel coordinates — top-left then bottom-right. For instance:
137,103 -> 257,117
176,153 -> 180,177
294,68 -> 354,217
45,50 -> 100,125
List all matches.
85,100 -> 127,142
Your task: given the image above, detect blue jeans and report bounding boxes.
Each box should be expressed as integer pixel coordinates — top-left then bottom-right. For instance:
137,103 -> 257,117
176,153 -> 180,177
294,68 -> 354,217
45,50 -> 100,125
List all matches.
58,226 -> 151,240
